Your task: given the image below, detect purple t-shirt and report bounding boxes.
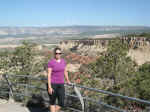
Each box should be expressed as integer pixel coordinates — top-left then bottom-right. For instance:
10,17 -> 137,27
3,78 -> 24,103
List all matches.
48,58 -> 66,84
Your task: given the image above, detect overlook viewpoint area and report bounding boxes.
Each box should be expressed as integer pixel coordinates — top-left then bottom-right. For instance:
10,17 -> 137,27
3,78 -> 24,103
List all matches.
0,26 -> 150,112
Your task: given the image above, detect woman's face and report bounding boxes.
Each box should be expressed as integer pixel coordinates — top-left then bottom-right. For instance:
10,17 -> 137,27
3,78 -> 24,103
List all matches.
55,49 -> 62,59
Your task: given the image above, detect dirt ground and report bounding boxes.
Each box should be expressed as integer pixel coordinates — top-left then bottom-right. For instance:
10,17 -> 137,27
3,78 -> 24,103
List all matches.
0,99 -> 49,112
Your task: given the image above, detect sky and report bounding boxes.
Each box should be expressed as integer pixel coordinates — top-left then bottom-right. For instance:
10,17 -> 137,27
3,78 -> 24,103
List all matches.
0,0 -> 150,26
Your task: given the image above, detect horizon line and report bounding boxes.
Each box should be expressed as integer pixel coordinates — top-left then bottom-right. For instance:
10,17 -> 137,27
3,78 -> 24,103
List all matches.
0,25 -> 150,28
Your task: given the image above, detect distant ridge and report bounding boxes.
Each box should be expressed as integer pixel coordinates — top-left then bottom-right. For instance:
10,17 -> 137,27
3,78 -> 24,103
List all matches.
0,25 -> 150,36
0,25 -> 150,45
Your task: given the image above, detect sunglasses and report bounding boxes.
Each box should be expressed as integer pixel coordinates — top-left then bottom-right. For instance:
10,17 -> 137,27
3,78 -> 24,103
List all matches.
55,53 -> 62,55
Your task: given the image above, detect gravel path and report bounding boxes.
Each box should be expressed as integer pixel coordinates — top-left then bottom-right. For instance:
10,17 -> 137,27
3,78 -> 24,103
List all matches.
0,99 -> 65,112
0,99 -> 49,112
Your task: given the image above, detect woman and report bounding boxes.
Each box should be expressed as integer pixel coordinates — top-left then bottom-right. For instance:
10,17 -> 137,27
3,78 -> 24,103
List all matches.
47,47 -> 70,112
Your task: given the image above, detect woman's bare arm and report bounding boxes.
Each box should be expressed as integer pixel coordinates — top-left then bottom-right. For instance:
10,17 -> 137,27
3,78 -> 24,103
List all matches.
48,68 -> 52,89
64,67 -> 70,84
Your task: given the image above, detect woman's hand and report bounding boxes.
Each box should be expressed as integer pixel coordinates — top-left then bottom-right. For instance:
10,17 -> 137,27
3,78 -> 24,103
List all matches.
48,87 -> 54,95
67,80 -> 71,85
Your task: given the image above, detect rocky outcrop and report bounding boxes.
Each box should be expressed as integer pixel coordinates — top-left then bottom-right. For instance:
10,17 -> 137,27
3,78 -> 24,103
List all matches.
60,37 -> 150,51
121,37 -> 150,48
60,39 -> 109,51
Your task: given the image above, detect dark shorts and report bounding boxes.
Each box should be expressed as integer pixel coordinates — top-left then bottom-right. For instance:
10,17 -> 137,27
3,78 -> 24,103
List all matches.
47,83 -> 65,107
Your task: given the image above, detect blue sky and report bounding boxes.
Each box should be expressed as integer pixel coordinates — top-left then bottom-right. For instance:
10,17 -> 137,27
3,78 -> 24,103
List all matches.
0,0 -> 150,26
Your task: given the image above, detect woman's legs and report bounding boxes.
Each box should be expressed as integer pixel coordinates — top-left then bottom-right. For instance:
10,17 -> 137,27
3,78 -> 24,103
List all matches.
49,105 -> 60,112
48,84 -> 64,112
50,105 -> 55,112
56,84 -> 65,112
55,105 -> 61,112
48,84 -> 57,112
